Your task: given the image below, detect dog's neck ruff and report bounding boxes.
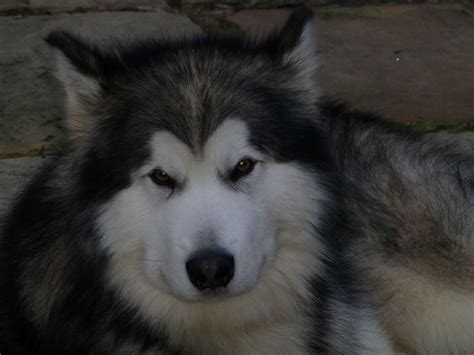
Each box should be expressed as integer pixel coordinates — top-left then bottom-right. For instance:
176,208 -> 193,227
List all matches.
103,224 -> 324,353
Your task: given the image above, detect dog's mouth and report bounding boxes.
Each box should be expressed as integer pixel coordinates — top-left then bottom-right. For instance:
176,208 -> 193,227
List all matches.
194,287 -> 232,302
165,285 -> 235,304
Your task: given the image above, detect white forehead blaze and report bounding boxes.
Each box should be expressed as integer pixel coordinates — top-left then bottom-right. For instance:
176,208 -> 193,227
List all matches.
203,119 -> 263,170
131,118 -> 276,300
142,119 -> 262,179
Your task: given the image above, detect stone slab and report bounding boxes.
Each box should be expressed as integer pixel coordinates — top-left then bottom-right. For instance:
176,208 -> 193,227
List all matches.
1,1 -> 305,14
227,4 -> 474,123
28,0 -> 165,10
0,0 -> 168,13
0,0 -> 25,11
0,10 -> 201,158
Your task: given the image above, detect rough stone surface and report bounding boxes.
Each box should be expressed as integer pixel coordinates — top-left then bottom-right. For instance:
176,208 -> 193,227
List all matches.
28,0 -> 165,8
179,0 -> 303,6
0,0 -> 25,11
1,0 -> 468,13
0,157 -> 46,222
0,10 -> 201,158
0,0 -> 303,13
0,0 -> 168,13
226,8 -> 287,38
228,4 -> 474,123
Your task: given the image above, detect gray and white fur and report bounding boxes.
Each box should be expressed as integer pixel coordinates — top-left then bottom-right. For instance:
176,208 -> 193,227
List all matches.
1,6 -> 472,355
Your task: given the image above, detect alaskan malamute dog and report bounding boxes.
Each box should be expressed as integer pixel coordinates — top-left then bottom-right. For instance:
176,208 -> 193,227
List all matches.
1,8 -> 391,354
2,6 -> 473,355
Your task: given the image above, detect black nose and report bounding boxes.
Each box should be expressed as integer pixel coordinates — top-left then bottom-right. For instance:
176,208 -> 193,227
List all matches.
186,251 -> 234,291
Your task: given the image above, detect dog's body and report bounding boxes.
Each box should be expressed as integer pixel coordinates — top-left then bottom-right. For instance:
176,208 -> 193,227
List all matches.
325,103 -> 474,353
1,7 -> 473,355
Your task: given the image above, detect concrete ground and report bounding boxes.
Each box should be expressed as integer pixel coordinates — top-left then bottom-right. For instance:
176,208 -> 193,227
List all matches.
0,3 -> 473,218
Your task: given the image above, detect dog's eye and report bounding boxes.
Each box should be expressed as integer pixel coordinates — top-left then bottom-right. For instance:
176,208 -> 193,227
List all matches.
150,169 -> 175,188
230,158 -> 256,181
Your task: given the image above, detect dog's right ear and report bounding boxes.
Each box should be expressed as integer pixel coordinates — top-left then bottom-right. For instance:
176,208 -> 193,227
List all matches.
265,7 -> 319,100
46,31 -> 107,141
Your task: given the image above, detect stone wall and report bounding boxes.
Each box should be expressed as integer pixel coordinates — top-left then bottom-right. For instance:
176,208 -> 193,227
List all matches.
2,0 -> 470,14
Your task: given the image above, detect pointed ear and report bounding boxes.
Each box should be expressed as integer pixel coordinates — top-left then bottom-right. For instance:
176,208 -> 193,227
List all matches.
46,31 -> 106,141
270,7 -> 319,97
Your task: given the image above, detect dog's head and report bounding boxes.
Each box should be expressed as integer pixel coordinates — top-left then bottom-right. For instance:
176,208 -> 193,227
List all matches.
47,8 -> 332,304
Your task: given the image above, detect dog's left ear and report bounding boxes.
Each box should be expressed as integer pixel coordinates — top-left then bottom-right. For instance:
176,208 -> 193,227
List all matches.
46,31 -> 109,142
268,7 -> 319,97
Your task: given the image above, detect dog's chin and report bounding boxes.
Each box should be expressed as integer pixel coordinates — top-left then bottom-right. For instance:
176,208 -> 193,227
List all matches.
168,283 -> 255,304
143,271 -> 241,303
182,288 -> 235,303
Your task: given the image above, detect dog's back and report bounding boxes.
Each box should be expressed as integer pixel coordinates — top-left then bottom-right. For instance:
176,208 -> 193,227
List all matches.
325,102 -> 474,352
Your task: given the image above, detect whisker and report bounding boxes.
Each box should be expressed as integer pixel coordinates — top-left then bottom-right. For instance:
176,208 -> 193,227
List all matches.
167,240 -> 187,249
136,258 -> 166,263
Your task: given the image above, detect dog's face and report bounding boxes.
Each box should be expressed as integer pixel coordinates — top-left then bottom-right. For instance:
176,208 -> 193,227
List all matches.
107,120 -> 280,301
48,9 -> 331,303
143,121 -> 277,299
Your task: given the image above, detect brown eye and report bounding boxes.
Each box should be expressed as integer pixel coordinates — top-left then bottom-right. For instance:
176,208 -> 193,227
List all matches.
150,169 -> 175,188
237,159 -> 254,173
231,158 -> 256,181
